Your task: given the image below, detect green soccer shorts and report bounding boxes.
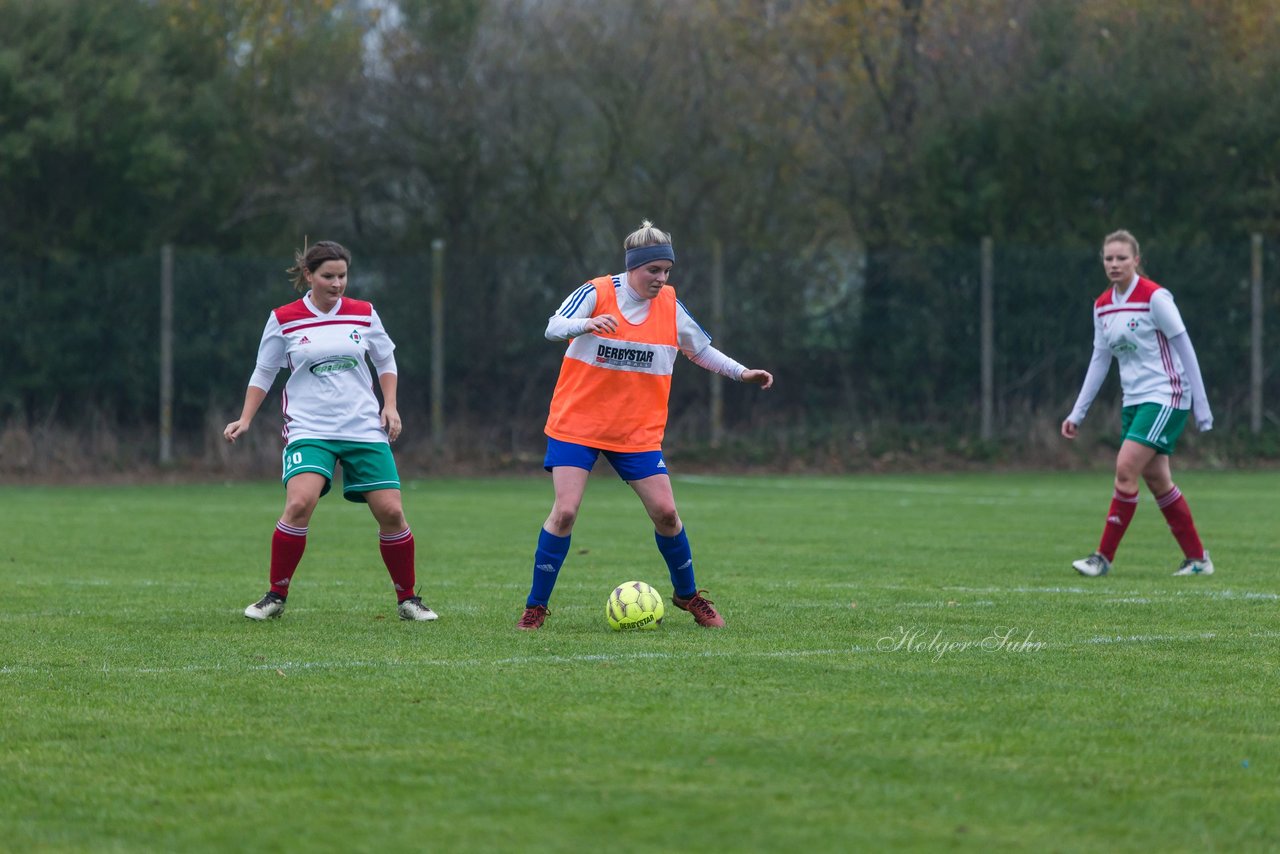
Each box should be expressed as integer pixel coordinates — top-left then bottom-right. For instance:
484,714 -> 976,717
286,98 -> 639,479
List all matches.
281,439 -> 401,503
1120,403 -> 1189,455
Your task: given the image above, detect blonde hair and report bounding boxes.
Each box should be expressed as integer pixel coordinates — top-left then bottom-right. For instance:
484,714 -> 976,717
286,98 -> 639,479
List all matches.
286,240 -> 352,293
623,220 -> 673,250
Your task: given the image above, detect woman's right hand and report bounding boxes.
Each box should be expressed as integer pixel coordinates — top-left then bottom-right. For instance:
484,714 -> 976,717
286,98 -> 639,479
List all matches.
1060,419 -> 1078,439
224,419 -> 250,443
584,314 -> 619,335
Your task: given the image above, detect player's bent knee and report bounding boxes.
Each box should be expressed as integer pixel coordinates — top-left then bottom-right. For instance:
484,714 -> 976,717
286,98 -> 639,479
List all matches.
376,509 -> 407,529
548,507 -> 579,531
650,507 -> 680,530
283,497 -> 318,522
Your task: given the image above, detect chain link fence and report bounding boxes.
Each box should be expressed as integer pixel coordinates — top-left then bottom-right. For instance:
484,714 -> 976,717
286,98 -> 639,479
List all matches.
2,239 -> 1276,475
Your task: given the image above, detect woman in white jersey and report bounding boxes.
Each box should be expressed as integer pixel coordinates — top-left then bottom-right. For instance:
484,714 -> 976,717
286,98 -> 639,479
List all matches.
516,220 -> 773,630
1061,229 -> 1214,578
223,240 -> 438,621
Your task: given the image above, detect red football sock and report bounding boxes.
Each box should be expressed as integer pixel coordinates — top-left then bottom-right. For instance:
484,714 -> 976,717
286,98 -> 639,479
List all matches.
1156,486 -> 1205,559
1097,488 -> 1139,562
269,521 -> 308,597
380,528 -> 416,602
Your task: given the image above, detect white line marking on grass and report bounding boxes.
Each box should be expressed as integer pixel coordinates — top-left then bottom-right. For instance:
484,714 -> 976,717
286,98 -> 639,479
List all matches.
12,629 -> 1280,678
1,647 -> 860,677
677,475 -> 977,494
1080,632 -> 1217,645
1190,590 -> 1280,600
941,585 -> 1280,601
675,475 -> 1062,504
939,585 -> 1138,595
897,600 -> 997,608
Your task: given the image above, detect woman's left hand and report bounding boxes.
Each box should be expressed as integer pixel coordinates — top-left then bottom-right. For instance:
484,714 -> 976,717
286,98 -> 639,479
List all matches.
742,369 -> 773,389
382,408 -> 403,442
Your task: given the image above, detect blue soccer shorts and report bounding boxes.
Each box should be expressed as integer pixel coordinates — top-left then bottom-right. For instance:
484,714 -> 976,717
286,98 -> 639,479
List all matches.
543,437 -> 669,481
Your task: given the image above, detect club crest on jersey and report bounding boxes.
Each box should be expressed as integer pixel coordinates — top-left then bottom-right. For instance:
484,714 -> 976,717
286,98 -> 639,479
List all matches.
310,356 -> 360,376
349,329 -> 362,343
1127,319 -> 1139,330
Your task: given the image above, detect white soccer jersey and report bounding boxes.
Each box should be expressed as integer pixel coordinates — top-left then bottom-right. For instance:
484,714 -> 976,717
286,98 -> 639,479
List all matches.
250,294 -> 397,443
1092,276 -> 1189,409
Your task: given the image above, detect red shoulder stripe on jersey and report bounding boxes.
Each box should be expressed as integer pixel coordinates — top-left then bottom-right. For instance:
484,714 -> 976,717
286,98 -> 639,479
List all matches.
1133,277 -> 1164,301
273,297 -> 374,323
338,297 -> 373,316
273,299 -> 312,323
1094,277 -> 1164,310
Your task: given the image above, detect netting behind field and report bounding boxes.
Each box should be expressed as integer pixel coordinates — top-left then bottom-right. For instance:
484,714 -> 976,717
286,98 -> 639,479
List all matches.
2,240 -> 1276,465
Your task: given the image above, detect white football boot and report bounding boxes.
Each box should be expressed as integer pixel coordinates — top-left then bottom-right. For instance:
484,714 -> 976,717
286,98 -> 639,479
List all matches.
245,592 -> 286,620
397,596 -> 439,621
1072,552 -> 1111,577
1173,552 -> 1214,576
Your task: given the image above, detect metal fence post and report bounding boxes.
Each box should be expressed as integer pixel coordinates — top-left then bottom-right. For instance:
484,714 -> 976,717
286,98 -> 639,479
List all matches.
431,238 -> 446,449
159,244 -> 174,465
1251,233 -> 1264,434
710,238 -> 724,448
980,236 -> 994,440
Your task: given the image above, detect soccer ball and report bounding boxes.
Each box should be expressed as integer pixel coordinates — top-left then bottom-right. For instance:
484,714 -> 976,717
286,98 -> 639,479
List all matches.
606,580 -> 665,631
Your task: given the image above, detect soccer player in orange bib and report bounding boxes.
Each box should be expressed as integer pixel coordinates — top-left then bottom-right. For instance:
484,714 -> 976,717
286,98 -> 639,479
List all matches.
1061,229 -> 1214,578
224,240 -> 438,622
517,221 -> 774,630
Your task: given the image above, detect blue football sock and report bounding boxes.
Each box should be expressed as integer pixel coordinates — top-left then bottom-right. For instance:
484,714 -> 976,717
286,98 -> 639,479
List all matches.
527,528 -> 571,607
655,527 -> 696,599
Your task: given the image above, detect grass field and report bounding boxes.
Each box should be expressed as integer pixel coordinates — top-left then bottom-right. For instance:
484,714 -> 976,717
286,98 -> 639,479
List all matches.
2,471 -> 1278,852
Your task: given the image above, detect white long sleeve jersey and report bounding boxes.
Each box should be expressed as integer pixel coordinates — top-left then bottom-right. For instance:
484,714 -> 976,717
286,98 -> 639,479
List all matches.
248,293 -> 397,444
1091,276 -> 1192,409
545,273 -> 747,380
1067,274 -> 1213,428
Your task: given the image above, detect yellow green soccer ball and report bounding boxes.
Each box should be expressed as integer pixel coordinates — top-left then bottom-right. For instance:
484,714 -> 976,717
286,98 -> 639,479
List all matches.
606,581 -> 665,631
